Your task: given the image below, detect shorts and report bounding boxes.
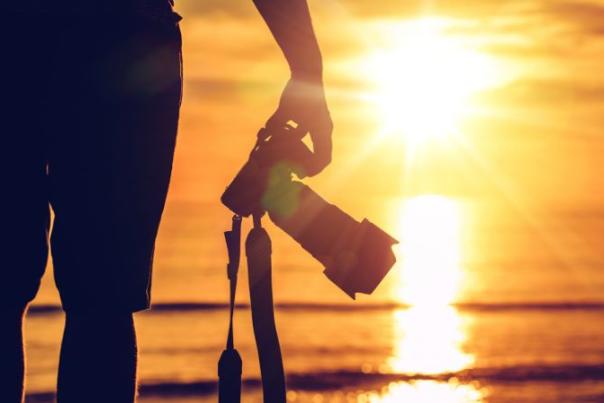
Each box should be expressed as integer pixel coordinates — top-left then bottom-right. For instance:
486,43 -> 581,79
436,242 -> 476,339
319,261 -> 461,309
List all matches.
0,4 -> 183,312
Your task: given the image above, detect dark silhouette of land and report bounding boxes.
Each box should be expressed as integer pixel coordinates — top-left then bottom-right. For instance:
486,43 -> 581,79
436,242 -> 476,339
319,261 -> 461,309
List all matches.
1,1 -> 331,402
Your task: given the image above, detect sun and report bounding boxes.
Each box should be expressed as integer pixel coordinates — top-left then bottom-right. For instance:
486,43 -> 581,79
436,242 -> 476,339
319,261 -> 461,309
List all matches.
364,18 -> 499,149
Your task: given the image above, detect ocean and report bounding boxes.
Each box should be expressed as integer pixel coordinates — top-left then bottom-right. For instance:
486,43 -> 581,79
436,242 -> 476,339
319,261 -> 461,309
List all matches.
23,199 -> 604,403
23,303 -> 604,403
22,303 -> 604,403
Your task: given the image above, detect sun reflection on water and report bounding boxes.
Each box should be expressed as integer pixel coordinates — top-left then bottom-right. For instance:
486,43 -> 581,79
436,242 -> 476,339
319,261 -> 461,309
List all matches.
377,195 -> 481,401
358,380 -> 485,403
398,195 -> 463,307
388,306 -> 473,375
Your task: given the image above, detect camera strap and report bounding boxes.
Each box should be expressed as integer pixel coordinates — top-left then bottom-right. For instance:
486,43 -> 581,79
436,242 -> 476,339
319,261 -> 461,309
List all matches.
246,215 -> 287,403
218,215 -> 243,403
225,215 -> 242,350
218,214 -> 287,403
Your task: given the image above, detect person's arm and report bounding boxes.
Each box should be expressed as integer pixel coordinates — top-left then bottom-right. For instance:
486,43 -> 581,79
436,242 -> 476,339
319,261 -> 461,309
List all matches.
253,0 -> 333,176
253,0 -> 322,80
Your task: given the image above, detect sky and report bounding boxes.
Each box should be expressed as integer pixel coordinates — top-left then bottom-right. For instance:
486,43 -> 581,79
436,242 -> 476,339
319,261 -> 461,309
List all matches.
170,0 -> 604,211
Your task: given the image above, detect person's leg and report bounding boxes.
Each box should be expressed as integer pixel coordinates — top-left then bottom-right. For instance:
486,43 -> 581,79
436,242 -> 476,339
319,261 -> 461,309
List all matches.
0,13 -> 53,403
57,312 -> 137,403
48,6 -> 183,402
0,199 -> 49,403
0,307 -> 27,403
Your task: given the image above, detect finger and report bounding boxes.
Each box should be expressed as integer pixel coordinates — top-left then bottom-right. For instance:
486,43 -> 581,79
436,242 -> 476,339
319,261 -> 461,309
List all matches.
306,131 -> 332,176
284,143 -> 315,179
290,122 -> 309,140
305,150 -> 331,176
267,112 -> 309,142
265,130 -> 315,178
265,108 -> 287,131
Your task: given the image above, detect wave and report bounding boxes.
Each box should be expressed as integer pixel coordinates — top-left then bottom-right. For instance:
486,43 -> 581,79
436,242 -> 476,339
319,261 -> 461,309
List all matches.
24,364 -> 604,400
27,301 -> 604,316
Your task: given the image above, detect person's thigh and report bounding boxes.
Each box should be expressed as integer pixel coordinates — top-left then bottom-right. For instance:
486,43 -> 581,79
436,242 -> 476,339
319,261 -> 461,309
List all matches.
0,16 -> 53,309
48,9 -> 183,313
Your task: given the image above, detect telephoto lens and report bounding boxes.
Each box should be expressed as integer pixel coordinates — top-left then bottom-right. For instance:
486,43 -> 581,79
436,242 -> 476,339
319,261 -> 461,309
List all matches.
221,125 -> 398,298
267,182 -> 397,298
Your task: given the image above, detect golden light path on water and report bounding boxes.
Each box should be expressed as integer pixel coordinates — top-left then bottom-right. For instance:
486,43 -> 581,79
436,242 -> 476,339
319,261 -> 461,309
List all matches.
363,196 -> 484,403
388,196 -> 474,376
355,17 -> 500,403
358,381 -> 484,403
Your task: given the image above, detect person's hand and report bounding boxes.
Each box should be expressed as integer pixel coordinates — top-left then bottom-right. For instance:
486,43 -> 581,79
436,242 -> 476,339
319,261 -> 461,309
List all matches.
266,77 -> 333,177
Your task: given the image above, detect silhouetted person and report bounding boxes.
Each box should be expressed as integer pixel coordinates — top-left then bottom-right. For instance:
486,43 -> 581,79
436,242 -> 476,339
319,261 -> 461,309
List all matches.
0,0 -> 331,402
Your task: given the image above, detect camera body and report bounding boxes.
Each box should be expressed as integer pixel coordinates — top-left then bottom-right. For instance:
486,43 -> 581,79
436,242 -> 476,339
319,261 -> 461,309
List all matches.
221,125 -> 397,299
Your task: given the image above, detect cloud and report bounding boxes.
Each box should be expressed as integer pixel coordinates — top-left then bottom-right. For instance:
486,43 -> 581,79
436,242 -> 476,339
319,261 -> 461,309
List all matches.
176,0 -> 604,36
175,0 -> 256,18
320,0 -> 604,41
546,1 -> 604,35
330,0 -> 535,20
477,78 -> 604,108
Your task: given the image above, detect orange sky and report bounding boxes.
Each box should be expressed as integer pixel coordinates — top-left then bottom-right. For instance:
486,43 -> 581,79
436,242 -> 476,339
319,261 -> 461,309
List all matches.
168,0 -> 604,212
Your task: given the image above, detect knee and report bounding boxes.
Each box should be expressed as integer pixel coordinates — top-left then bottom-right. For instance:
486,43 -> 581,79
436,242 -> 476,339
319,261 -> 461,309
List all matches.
63,310 -> 135,343
65,310 -> 133,323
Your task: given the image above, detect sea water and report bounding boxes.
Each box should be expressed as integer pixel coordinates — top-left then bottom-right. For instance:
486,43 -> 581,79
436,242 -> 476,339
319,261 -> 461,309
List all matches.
23,199 -> 604,402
